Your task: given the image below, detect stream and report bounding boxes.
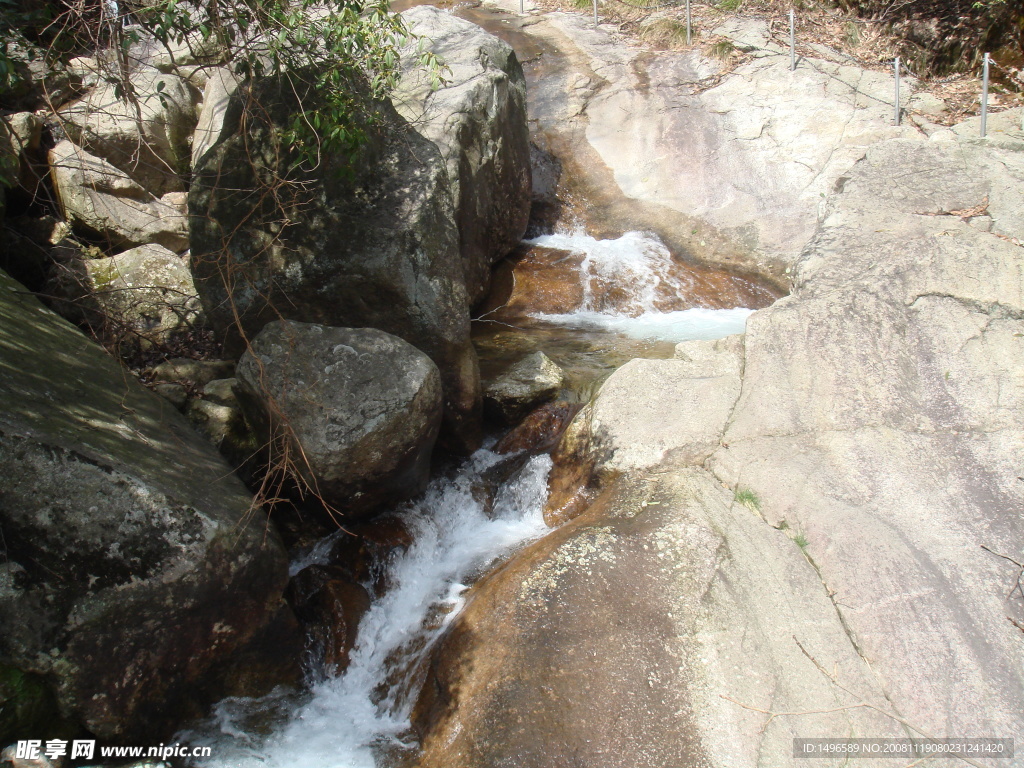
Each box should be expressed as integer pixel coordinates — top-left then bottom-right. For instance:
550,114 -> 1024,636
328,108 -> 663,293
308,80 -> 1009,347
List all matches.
182,3 -> 778,766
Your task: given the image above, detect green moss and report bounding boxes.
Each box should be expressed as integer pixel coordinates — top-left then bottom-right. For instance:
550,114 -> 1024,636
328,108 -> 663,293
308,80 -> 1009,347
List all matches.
87,258 -> 118,291
0,663 -> 75,746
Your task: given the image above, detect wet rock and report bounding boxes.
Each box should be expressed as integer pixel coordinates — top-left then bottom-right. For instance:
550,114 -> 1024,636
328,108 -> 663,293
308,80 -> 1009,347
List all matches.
0,268 -> 301,741
477,245 -> 585,322
235,321 -> 443,518
483,351 -> 565,425
48,141 -> 189,252
395,6 -> 531,305
493,401 -> 582,455
326,516 -> 415,592
287,565 -> 371,673
416,471 -> 900,768
478,239 -> 774,327
190,76 -> 480,451
59,66 -> 198,195
528,142 -> 561,207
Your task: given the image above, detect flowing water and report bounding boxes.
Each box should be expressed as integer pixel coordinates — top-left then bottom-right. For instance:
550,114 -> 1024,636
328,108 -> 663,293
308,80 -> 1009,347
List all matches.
187,451 -> 553,768
180,4 -> 784,766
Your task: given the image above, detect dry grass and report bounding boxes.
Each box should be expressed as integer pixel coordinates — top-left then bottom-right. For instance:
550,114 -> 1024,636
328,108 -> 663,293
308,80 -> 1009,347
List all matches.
530,0 -> 1024,122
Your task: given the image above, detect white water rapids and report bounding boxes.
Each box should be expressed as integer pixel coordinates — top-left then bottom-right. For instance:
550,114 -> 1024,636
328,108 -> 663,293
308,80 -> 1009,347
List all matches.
524,230 -> 753,341
182,228 -> 754,768
186,451 -> 552,768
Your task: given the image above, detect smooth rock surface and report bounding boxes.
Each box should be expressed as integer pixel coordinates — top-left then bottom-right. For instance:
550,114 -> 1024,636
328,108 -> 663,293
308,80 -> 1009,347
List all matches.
59,65 -> 198,195
417,471 -> 900,768
414,30 -> 1024,761
0,269 -> 299,741
48,141 -> 189,251
545,335 -> 743,523
396,6 -> 531,304
710,134 -> 1024,743
483,0 -> 920,278
235,321 -> 443,517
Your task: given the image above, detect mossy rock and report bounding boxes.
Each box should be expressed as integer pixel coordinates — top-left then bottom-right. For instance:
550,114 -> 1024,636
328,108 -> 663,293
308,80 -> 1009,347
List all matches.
0,663 -> 78,746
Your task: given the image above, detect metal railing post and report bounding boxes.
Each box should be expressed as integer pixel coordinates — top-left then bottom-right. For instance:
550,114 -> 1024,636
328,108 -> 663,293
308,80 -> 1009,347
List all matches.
894,57 -> 901,126
790,9 -> 795,70
593,0 -> 598,28
981,52 -> 990,138
686,0 -> 691,45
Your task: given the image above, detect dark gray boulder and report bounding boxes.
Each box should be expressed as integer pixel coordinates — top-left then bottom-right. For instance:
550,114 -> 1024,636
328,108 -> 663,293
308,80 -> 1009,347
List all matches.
189,75 -> 480,451
235,321 -> 443,518
0,269 -> 300,742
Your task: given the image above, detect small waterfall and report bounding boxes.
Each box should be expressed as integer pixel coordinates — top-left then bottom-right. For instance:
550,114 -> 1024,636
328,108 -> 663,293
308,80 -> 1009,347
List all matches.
186,451 -> 553,768
524,229 -> 753,341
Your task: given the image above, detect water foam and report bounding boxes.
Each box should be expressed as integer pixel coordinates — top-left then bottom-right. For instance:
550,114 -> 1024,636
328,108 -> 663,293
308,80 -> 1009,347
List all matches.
525,230 -> 753,341
537,306 -> 753,341
187,451 -> 553,768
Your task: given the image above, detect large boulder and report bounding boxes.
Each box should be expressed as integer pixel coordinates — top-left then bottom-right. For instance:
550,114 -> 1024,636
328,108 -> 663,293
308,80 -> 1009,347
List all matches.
58,65 -> 198,195
414,123 -> 1024,764
709,134 -> 1024,742
48,140 -> 189,252
235,321 -> 443,518
189,75 -> 480,450
545,334 -> 743,523
395,6 -> 531,304
0,268 -> 301,742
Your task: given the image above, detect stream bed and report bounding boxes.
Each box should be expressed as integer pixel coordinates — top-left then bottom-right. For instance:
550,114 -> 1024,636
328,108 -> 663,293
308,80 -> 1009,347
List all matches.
179,3 -> 779,766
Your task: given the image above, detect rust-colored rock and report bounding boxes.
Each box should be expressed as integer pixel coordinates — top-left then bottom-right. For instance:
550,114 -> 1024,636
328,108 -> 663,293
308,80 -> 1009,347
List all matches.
479,240 -> 778,328
541,402 -> 607,527
493,401 -> 582,456
287,565 -> 371,673
479,245 -> 585,322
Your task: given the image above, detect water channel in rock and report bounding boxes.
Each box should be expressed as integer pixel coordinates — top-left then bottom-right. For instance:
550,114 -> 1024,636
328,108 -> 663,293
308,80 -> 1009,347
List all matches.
182,4 -> 780,766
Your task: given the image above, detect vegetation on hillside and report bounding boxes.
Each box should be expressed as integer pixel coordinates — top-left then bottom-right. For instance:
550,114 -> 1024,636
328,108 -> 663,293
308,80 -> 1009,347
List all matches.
0,0 -> 444,168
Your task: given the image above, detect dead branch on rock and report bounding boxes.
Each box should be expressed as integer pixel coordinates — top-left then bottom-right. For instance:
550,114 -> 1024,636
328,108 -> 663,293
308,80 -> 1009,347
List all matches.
915,196 -> 990,221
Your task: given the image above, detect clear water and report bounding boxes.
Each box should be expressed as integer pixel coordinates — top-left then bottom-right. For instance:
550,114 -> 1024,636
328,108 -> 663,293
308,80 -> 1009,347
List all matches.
185,451 -> 553,768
